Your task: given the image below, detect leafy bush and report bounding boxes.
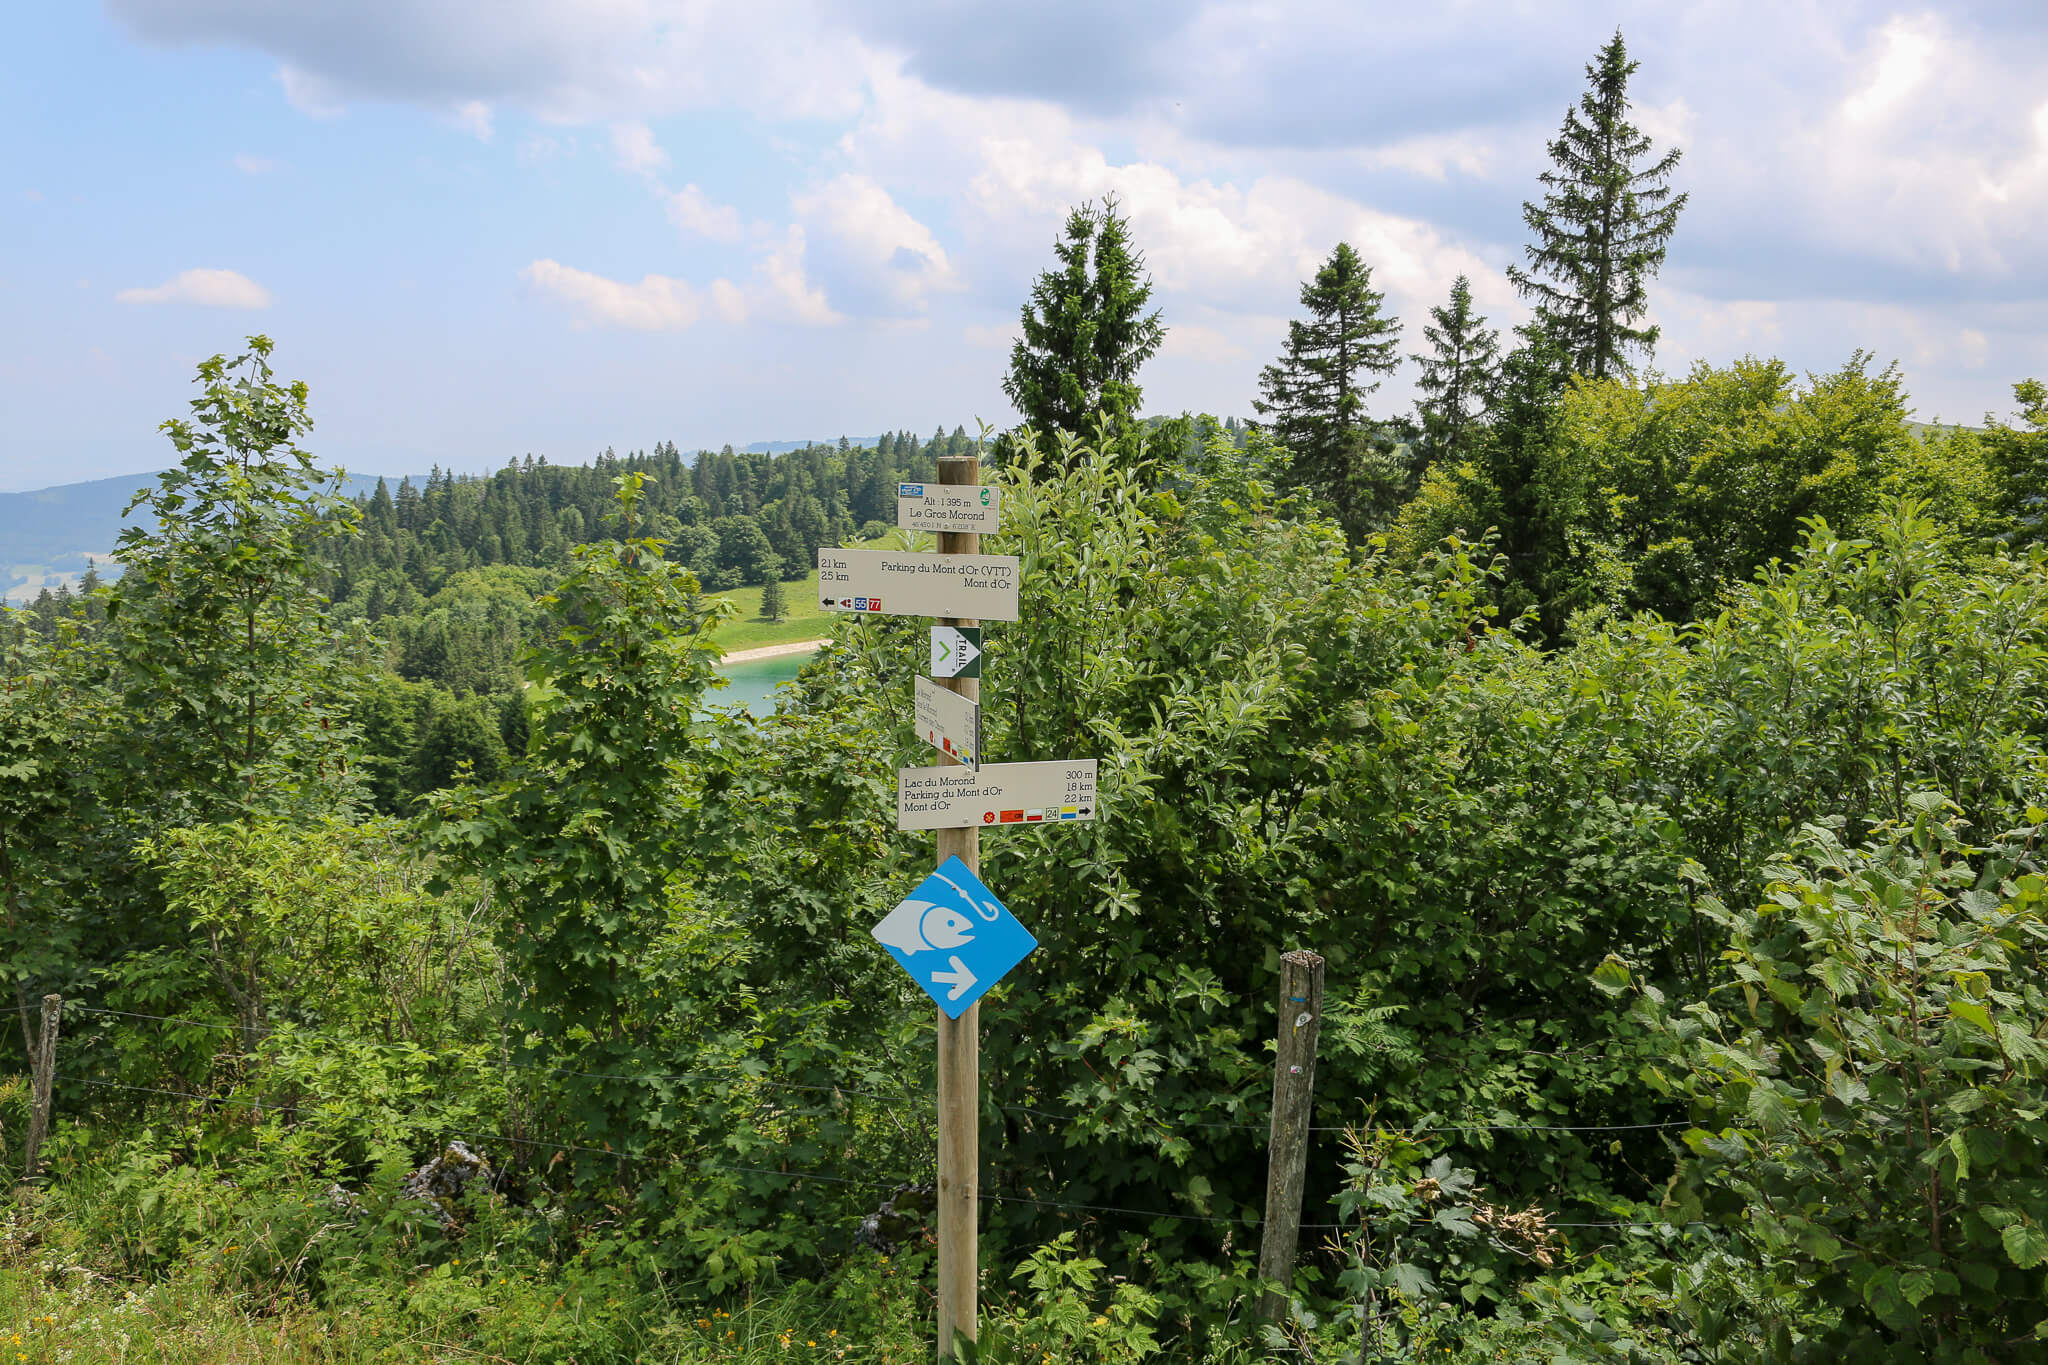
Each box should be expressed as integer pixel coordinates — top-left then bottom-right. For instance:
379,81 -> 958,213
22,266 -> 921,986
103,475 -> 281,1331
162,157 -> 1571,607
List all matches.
1623,800 -> 2048,1359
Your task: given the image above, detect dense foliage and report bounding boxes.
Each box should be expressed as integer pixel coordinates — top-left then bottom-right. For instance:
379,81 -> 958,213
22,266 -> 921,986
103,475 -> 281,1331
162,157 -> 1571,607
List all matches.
10,28 -> 2048,1365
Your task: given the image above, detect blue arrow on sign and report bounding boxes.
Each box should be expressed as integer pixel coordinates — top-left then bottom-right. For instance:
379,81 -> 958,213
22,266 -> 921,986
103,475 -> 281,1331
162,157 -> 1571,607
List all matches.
869,856 -> 1038,1018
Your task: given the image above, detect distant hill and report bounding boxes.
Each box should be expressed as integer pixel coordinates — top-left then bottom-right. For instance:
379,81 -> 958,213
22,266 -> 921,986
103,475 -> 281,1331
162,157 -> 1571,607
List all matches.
743,436 -> 886,454
0,470 -> 402,602
0,434 -> 919,601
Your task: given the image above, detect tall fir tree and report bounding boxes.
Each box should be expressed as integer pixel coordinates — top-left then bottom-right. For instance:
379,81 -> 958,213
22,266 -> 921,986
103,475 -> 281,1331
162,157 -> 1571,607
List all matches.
1509,30 -> 1687,380
1411,275 -> 1502,470
1253,241 -> 1404,538
1003,195 -> 1166,452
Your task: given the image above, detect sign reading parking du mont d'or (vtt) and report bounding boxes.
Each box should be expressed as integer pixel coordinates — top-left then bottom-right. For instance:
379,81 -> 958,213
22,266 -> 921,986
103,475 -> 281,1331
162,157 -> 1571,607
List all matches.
897,482 -> 1003,535
817,548 -> 1021,622
870,855 -> 1038,1018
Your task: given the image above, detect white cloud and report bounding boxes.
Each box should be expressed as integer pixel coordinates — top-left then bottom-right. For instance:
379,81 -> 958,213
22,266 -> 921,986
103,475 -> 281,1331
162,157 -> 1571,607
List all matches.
611,120 -> 668,175
116,268 -> 273,309
790,174 -> 958,316
113,0 -> 873,125
522,232 -> 841,332
756,226 -> 842,326
1157,319 -> 1251,366
521,259 -> 704,330
232,154 -> 276,175
664,184 -> 743,242
93,0 -> 2048,437
454,99 -> 493,141
277,63 -> 344,118
1840,16 -> 1934,126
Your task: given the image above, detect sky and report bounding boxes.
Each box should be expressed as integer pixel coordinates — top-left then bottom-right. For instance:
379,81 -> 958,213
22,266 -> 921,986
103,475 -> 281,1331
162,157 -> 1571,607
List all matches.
2,1 -> 2045,493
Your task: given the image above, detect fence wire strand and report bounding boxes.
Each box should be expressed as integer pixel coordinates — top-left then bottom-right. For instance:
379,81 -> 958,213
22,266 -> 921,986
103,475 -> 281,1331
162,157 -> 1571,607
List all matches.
66,1003 -> 1695,1139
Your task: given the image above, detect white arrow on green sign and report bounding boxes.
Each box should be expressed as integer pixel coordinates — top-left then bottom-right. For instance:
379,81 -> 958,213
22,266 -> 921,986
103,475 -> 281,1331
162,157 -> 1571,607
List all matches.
930,625 -> 982,679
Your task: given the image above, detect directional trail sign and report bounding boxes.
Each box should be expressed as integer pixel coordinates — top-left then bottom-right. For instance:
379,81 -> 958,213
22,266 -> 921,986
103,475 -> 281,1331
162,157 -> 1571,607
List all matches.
897,759 -> 1099,831
870,856 -> 1038,1018
898,482 -> 1002,534
930,625 -> 982,679
817,548 -> 1021,622
915,674 -> 980,769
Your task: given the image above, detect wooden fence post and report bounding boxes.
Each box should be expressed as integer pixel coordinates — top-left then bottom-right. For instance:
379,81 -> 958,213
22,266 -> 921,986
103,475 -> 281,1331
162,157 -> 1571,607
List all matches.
21,993 -> 61,1181
1258,952 -> 1325,1324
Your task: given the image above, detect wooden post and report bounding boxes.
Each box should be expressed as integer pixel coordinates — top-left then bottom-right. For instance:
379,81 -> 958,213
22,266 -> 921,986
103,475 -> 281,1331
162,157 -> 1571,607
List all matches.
934,452 -> 981,1363
1258,952 -> 1325,1324
21,993 -> 60,1182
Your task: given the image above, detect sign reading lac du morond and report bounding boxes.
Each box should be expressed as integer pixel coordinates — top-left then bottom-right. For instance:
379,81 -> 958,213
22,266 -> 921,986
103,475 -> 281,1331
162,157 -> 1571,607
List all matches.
896,759 -> 1098,831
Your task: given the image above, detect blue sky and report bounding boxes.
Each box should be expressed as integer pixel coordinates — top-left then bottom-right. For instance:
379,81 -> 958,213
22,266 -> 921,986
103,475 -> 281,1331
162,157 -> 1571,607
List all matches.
3,0 -> 2045,491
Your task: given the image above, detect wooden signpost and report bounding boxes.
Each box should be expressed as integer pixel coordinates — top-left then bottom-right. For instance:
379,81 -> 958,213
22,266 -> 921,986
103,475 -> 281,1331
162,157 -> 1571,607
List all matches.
857,453 -> 1098,1362
930,454 -> 983,1363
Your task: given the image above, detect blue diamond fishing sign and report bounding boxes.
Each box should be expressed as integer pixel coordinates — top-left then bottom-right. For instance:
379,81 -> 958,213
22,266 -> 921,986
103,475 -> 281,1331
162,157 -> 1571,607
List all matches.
870,856 -> 1037,1019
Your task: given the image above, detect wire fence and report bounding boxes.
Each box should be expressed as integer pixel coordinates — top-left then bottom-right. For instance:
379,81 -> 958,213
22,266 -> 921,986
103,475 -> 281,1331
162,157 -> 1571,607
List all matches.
53,1002 -> 1701,1238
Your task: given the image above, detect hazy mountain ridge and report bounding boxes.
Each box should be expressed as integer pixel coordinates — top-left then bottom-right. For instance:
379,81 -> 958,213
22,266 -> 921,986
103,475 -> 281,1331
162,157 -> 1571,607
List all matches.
1,437 -> 894,601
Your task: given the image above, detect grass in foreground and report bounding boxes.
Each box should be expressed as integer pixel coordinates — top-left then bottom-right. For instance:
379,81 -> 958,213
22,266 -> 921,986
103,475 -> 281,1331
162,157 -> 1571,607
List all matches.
0,1243 -> 926,1364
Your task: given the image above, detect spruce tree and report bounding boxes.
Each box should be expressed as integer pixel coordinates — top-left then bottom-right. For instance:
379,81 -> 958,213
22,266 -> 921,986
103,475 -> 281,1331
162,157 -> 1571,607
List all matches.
760,576 -> 786,623
1509,30 -> 1686,380
1003,194 -> 1166,449
1253,241 -> 1403,537
1411,275 -> 1501,470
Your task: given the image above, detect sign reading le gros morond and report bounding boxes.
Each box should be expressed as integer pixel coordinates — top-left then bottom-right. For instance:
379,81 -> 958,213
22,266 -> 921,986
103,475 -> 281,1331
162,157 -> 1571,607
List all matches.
897,482 -> 1003,535
817,548 -> 1021,622
870,855 -> 1037,1018
897,759 -> 1099,831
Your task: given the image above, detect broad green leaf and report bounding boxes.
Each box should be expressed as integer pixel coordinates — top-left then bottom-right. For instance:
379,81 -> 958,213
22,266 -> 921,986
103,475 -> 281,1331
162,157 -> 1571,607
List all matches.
2004,1223 -> 2048,1270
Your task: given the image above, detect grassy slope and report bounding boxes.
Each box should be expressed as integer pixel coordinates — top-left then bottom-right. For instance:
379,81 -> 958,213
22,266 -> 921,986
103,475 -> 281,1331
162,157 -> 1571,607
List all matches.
700,532 -> 913,654
701,569 -> 833,653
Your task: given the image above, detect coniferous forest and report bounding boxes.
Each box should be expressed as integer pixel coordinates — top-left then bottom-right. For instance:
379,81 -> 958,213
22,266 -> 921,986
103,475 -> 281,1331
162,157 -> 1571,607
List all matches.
8,30 -> 2048,1365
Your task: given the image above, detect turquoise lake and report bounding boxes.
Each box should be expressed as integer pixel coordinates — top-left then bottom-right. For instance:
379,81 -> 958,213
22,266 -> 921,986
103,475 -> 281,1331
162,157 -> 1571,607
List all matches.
708,648 -> 815,717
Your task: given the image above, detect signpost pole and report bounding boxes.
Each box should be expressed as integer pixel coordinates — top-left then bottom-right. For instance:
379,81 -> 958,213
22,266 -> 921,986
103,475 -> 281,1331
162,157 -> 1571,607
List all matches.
934,452 -> 981,1363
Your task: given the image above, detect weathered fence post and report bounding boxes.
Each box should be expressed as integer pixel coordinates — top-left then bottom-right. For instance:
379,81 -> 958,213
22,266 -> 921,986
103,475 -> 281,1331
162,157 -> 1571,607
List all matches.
1258,951 -> 1325,1325
21,993 -> 61,1181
